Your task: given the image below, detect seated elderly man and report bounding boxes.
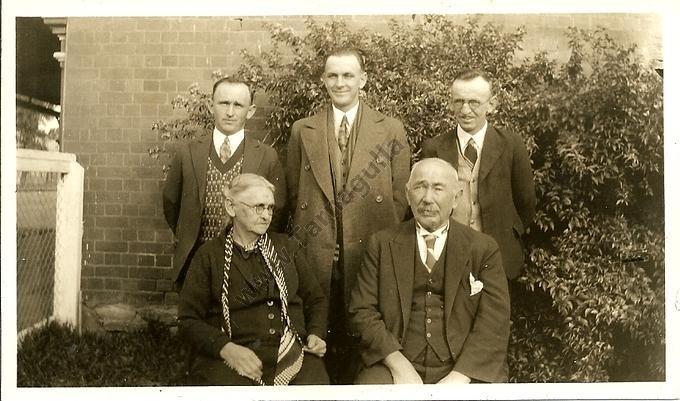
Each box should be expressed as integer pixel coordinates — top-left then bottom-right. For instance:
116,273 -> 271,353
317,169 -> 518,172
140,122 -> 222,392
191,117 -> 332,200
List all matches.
179,173 -> 329,385
348,158 -> 510,384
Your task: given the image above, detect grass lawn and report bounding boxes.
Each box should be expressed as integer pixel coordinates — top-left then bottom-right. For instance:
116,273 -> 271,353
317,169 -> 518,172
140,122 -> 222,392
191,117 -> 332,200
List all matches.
17,321 -> 190,386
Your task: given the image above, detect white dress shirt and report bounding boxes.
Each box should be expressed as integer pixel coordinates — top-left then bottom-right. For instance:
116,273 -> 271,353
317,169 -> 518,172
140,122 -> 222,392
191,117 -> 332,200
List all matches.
415,221 -> 450,267
212,128 -> 245,156
332,102 -> 359,139
456,121 -> 488,160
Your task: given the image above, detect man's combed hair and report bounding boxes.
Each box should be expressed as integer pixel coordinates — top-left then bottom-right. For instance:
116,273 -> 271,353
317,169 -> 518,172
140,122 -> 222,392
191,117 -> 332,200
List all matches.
212,76 -> 256,103
452,68 -> 495,94
326,47 -> 366,71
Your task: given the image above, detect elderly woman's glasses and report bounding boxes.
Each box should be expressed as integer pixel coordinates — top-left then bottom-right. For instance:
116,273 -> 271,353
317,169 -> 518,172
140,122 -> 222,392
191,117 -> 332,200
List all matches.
237,200 -> 275,215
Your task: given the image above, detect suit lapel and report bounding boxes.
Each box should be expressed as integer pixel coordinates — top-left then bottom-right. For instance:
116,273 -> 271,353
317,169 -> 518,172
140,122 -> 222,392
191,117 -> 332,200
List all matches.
300,109 -> 335,204
390,221 -> 416,335
241,135 -> 264,174
444,221 -> 471,324
478,125 -> 505,183
345,105 -> 384,184
189,130 -> 212,209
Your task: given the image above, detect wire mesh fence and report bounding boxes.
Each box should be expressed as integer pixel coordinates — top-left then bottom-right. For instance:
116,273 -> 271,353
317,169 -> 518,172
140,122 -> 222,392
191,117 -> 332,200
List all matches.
16,149 -> 84,338
16,171 -> 59,332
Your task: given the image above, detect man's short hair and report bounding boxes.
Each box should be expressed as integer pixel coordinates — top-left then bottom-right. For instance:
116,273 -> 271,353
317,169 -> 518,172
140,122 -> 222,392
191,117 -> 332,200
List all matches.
326,47 -> 366,71
212,76 -> 255,103
407,158 -> 460,189
452,68 -> 495,94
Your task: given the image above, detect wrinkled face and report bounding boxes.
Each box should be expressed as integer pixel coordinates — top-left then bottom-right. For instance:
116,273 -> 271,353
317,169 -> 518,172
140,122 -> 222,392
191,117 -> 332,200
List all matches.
450,76 -> 496,135
211,82 -> 256,136
322,54 -> 367,112
227,186 -> 274,237
406,161 -> 461,232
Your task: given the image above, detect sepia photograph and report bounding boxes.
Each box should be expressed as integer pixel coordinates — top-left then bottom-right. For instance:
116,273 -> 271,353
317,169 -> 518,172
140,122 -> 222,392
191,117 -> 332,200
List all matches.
2,0 -> 678,400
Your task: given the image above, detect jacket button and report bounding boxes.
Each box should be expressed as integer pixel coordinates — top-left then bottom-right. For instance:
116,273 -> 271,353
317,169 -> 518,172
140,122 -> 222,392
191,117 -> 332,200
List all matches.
267,300 -> 274,307
269,328 -> 276,335
300,202 -> 308,210
268,313 -> 275,320
375,195 -> 383,203
304,164 -> 311,171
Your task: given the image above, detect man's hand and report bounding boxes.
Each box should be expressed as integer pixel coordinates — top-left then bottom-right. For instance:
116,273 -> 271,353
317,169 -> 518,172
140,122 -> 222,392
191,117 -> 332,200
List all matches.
383,351 -> 423,384
219,342 -> 263,382
437,370 -> 471,384
303,334 -> 326,357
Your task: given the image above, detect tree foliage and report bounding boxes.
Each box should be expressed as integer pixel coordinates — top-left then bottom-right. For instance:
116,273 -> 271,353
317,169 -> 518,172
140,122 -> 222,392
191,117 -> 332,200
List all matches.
152,17 -> 664,382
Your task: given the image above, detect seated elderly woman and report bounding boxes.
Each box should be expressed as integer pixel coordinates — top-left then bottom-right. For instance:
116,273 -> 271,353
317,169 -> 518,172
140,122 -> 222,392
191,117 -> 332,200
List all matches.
179,173 -> 329,385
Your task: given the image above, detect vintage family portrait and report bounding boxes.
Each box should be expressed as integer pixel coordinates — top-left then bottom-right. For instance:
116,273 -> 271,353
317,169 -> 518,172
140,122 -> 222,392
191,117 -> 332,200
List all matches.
2,1 -> 676,400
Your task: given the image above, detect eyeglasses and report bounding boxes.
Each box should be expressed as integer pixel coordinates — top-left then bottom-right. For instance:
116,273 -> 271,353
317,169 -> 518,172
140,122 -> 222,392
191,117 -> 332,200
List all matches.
450,96 -> 494,112
237,200 -> 275,215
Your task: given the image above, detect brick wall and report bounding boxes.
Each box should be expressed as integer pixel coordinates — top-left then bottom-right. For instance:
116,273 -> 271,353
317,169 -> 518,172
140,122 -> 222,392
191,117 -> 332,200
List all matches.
61,15 -> 661,307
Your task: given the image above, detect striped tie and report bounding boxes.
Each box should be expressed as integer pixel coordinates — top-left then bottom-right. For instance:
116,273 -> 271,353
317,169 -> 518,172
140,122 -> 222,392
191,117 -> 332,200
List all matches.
464,138 -> 478,166
424,234 -> 437,272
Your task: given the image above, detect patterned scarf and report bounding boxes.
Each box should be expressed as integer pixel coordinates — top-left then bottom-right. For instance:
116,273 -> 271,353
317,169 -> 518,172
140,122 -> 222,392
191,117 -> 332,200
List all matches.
220,227 -> 304,385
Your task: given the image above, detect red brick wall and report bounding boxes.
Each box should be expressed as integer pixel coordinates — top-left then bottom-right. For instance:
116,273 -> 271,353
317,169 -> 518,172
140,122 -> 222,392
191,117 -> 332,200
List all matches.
61,15 -> 660,306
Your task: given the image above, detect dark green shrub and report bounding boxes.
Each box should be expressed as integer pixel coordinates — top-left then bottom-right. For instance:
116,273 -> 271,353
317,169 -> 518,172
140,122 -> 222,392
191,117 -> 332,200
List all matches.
17,322 -> 189,386
151,17 -> 664,382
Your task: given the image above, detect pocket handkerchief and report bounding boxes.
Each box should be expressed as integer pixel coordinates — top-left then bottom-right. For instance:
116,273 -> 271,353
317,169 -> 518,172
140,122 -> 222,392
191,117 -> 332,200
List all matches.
469,273 -> 483,296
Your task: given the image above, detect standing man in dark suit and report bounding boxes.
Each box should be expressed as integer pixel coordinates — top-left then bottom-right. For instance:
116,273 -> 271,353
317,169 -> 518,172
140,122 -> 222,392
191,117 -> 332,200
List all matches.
163,77 -> 287,288
349,158 -> 511,384
286,48 -> 411,383
421,69 -> 536,280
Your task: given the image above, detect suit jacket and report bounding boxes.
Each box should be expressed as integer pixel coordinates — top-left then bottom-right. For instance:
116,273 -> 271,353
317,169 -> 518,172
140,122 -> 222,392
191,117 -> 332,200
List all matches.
348,218 -> 511,383
178,231 -> 328,359
163,130 -> 287,283
286,102 -> 411,301
421,125 -> 536,279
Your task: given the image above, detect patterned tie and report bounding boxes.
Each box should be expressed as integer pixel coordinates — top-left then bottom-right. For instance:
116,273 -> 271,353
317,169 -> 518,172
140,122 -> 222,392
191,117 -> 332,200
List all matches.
424,234 -> 437,272
338,114 -> 350,154
464,138 -> 478,166
338,115 -> 350,183
219,137 -> 232,164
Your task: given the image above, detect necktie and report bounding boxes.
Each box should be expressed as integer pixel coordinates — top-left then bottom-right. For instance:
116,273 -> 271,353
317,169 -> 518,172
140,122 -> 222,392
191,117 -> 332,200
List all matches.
424,234 -> 437,272
219,137 -> 232,164
338,115 -> 350,155
338,115 -> 350,183
464,138 -> 478,166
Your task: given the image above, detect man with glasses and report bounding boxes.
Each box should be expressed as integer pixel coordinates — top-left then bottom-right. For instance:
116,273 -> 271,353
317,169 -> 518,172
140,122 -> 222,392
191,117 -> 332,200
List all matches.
421,69 -> 536,281
163,77 -> 287,289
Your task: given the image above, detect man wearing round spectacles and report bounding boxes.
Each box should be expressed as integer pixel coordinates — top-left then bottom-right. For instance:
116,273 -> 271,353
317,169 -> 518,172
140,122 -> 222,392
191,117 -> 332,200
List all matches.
421,69 -> 536,284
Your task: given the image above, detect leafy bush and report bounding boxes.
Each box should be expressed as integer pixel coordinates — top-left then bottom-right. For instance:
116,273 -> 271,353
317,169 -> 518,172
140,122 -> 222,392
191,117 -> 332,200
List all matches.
151,16 -> 664,382
17,322 -> 189,386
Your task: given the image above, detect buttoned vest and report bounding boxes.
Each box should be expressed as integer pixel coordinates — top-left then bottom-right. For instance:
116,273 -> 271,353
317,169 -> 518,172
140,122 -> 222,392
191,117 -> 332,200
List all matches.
402,242 -> 451,362
452,139 -> 483,231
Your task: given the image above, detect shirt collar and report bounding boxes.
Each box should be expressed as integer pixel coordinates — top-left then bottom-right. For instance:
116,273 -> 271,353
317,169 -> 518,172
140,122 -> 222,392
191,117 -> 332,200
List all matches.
415,220 -> 450,238
213,127 -> 245,148
332,101 -> 360,127
457,120 -> 488,151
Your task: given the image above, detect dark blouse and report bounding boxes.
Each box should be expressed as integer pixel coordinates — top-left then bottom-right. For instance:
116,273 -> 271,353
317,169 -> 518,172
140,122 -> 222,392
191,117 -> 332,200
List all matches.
178,231 -> 328,359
